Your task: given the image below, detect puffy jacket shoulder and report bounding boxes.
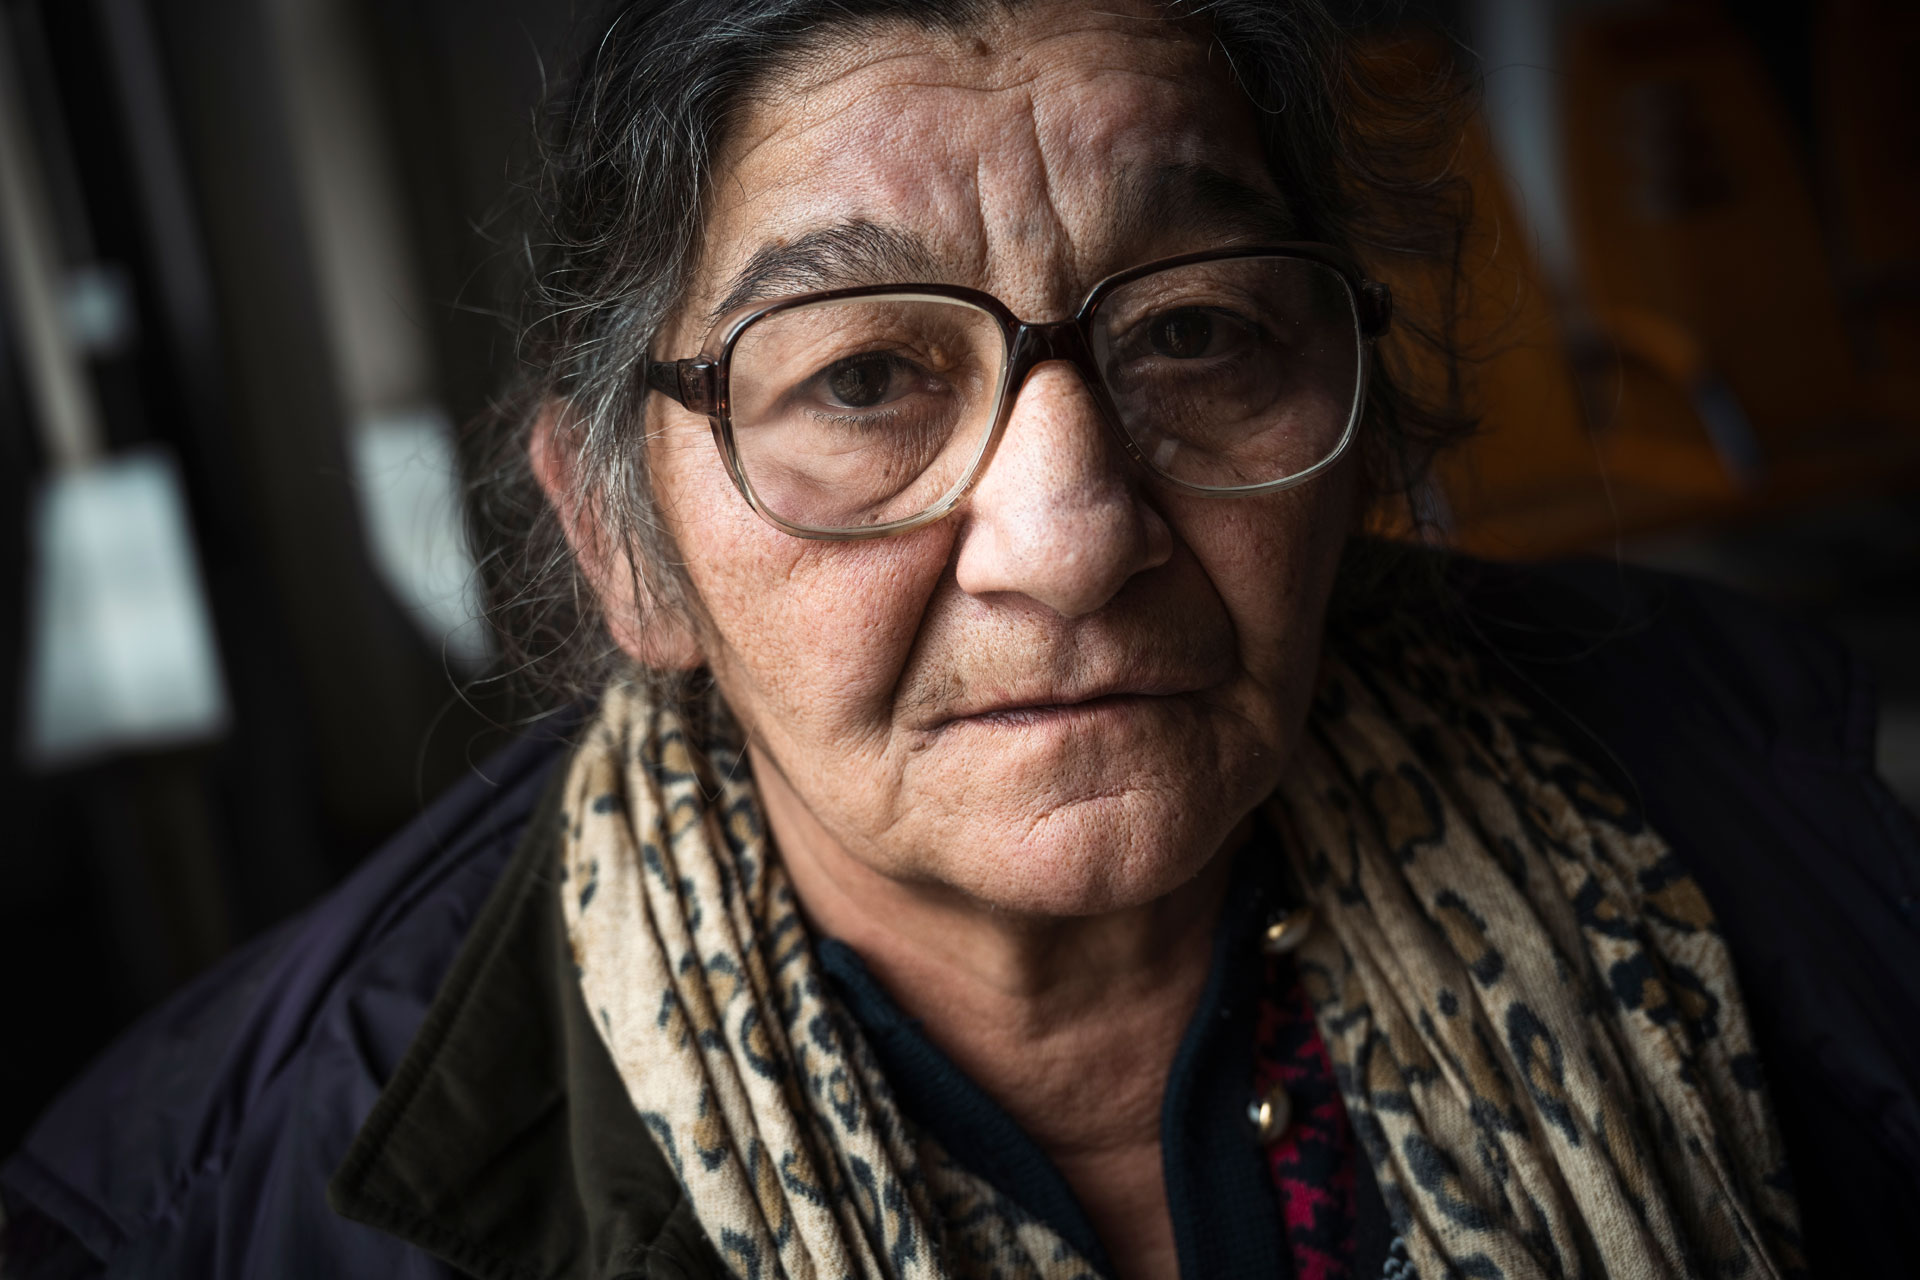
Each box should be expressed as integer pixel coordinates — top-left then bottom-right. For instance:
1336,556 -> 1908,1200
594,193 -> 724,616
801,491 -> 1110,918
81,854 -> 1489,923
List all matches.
0,725 -> 570,1279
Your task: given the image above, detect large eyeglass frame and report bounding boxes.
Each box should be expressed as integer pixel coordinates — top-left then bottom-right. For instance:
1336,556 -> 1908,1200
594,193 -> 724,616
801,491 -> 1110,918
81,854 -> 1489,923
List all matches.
644,242 -> 1394,540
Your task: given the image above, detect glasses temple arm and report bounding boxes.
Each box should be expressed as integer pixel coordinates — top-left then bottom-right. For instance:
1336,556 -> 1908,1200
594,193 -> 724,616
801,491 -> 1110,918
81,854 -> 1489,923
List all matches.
1357,281 -> 1393,339
643,357 -> 718,413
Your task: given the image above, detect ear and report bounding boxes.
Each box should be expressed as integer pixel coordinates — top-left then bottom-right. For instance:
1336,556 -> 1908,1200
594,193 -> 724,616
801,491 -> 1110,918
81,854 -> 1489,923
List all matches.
528,401 -> 704,671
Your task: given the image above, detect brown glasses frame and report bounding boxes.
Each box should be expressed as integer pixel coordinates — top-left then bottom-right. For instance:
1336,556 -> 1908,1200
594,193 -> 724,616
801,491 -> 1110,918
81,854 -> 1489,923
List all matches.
645,242 -> 1394,540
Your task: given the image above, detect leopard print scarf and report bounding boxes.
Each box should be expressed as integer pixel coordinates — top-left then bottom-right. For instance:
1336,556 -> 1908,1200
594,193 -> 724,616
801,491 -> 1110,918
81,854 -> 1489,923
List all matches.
1275,623 -> 1803,1279
559,622 -> 1801,1280
560,686 -> 1098,1280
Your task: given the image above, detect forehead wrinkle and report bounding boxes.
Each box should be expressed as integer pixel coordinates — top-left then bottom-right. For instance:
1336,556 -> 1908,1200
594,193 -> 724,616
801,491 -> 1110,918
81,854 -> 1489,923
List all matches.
768,0 -> 1198,101
686,5 -> 1273,328
1004,83 -> 1275,308
733,3 -> 1218,182
973,82 -> 1080,313
699,152 -> 1288,328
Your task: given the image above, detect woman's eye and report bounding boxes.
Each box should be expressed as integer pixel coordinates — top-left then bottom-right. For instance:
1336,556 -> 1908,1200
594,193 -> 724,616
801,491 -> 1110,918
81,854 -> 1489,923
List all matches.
823,354 -> 900,408
1149,309 -> 1217,359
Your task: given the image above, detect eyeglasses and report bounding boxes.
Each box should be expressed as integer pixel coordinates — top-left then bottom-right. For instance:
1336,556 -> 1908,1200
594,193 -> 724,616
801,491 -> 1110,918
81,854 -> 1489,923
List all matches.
645,243 -> 1393,540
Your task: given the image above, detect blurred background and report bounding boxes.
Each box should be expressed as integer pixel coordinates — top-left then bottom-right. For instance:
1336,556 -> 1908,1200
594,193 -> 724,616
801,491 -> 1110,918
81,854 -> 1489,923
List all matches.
0,0 -> 1915,1151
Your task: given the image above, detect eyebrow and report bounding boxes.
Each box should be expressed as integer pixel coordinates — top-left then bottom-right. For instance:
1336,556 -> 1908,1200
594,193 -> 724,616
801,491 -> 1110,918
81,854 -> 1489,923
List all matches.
706,161 -> 1297,319
709,221 -> 944,320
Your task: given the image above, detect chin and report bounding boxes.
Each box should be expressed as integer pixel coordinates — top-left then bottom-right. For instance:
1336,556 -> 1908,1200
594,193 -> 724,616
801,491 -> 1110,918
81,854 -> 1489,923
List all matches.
884,707 -> 1279,917
923,787 -> 1246,918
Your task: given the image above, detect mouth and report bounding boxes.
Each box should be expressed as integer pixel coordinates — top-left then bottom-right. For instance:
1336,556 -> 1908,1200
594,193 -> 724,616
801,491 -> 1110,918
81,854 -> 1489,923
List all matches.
930,679 -> 1209,732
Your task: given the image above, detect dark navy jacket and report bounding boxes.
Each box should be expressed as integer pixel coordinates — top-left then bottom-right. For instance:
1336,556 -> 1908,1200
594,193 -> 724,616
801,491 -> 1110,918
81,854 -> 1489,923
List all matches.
5,561 -> 1919,1278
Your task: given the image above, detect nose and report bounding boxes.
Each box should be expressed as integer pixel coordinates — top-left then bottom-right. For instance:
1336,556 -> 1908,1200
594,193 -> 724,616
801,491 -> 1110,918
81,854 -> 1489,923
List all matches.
951,359 -> 1173,617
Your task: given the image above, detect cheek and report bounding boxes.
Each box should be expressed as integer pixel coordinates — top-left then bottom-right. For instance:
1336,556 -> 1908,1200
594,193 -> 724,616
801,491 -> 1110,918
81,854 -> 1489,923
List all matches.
1166,461 -> 1357,680
708,541 -> 949,734
654,417 -> 954,739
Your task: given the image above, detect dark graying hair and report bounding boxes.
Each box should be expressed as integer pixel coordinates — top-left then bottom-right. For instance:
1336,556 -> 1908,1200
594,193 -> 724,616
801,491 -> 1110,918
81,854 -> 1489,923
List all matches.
463,0 -> 1476,707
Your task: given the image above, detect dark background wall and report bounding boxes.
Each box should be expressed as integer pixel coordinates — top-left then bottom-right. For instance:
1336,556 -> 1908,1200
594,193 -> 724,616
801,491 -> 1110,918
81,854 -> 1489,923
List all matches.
2,0 -> 1915,1154
0,0 -> 584,1149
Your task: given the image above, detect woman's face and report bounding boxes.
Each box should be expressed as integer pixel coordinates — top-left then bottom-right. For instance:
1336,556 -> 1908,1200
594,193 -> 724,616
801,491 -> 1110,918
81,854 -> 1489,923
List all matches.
640,0 -> 1357,917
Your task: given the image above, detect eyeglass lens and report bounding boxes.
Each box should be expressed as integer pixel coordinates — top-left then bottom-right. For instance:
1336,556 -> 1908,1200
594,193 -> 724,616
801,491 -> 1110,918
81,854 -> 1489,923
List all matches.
727,295 -> 1006,531
723,258 -> 1362,532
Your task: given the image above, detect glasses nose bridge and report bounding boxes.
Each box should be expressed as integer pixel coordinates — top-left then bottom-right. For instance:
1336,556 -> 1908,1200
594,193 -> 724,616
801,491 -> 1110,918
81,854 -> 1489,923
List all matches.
1000,317 -> 1126,435
1007,317 -> 1096,387
992,317 -> 1139,479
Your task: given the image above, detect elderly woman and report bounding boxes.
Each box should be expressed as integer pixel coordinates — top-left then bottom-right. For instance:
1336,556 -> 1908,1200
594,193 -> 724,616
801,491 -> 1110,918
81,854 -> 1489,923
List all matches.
5,1 -> 1918,1278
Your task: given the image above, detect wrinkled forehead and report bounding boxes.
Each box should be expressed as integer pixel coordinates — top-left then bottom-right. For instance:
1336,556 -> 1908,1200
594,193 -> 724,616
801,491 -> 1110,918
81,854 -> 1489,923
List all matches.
676,3 -> 1285,337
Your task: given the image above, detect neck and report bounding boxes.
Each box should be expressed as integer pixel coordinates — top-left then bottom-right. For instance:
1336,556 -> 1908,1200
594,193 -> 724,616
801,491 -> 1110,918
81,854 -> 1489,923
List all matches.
753,745 -> 1234,1279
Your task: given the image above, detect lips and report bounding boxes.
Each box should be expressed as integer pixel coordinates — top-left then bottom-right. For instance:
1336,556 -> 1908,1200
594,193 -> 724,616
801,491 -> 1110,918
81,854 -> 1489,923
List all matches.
929,673 -> 1213,730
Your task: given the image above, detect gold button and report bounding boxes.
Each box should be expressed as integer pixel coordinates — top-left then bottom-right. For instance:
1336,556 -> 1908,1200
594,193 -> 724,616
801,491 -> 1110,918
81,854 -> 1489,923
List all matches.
1249,1084 -> 1293,1144
1261,906 -> 1315,956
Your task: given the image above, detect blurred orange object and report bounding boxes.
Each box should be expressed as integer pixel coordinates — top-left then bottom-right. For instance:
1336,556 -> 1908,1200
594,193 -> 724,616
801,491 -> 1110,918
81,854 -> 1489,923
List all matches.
1365,36 -> 1740,559
1372,7 -> 1920,561
1559,2 -> 1920,481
